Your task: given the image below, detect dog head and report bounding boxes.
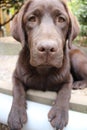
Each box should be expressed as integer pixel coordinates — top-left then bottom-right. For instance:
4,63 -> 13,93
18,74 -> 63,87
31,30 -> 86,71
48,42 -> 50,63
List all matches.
11,0 -> 79,68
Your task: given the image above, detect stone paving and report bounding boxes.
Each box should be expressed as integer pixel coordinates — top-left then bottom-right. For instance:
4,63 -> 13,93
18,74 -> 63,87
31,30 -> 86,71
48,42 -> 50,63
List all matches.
0,37 -> 20,84
0,55 -> 18,82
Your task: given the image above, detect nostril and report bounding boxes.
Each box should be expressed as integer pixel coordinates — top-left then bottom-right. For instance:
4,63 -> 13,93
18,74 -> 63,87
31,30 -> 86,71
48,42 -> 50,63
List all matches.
39,47 -> 45,52
38,46 -> 56,53
50,47 -> 56,52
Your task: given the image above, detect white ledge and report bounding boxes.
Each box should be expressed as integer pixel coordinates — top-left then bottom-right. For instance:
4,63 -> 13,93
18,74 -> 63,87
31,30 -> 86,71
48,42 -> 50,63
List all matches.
0,81 -> 87,113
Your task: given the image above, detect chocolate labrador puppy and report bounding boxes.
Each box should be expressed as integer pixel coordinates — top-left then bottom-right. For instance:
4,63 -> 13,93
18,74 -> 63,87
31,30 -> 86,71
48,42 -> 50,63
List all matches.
8,0 -> 83,130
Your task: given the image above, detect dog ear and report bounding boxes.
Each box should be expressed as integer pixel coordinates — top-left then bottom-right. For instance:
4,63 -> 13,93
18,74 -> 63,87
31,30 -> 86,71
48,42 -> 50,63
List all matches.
62,1 -> 80,48
67,11 -> 80,48
11,1 -> 31,46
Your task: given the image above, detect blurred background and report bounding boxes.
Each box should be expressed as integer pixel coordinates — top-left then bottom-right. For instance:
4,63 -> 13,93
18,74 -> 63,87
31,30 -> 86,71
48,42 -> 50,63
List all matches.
0,0 -> 23,37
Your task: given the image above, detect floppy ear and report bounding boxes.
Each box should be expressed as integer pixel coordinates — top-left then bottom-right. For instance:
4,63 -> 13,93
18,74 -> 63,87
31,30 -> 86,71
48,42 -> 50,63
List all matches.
67,10 -> 80,48
11,0 -> 31,46
62,0 -> 80,48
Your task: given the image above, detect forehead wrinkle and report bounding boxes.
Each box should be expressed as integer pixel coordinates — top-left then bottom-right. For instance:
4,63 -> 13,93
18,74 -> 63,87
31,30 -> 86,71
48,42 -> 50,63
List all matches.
26,0 -> 68,15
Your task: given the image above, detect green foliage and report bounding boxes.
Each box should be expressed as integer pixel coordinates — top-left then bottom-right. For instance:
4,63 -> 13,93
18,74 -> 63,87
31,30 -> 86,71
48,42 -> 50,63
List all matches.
0,0 -> 24,13
0,0 -> 24,26
69,0 -> 87,37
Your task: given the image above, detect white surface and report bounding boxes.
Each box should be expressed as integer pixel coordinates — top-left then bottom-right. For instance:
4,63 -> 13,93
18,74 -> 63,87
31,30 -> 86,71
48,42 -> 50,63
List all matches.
0,93 -> 87,130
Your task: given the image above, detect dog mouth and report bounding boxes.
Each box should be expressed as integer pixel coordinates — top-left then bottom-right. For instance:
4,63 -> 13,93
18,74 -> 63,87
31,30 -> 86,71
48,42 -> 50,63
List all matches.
30,48 -> 64,69
37,64 -> 53,69
36,58 -> 63,70
30,55 -> 63,69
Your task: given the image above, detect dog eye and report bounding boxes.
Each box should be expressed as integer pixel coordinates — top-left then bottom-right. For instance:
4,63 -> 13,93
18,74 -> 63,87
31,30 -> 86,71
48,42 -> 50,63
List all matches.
28,15 -> 37,22
56,16 -> 65,23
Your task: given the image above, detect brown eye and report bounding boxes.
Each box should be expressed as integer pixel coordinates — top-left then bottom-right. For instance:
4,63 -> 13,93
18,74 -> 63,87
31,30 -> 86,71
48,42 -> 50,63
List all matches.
28,15 -> 37,22
56,16 -> 65,23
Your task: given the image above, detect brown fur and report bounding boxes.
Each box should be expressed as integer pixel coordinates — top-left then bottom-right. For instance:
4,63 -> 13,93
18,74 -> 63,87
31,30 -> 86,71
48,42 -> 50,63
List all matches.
8,0 -> 82,130
70,46 -> 87,89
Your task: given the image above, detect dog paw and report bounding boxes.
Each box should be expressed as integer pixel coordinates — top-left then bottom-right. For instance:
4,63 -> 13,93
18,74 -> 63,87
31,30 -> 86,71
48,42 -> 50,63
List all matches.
73,81 -> 87,89
48,105 -> 68,130
8,105 -> 27,130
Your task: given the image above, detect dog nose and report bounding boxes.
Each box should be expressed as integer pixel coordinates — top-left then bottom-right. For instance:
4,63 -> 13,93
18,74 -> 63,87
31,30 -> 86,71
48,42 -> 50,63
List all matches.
37,41 -> 58,54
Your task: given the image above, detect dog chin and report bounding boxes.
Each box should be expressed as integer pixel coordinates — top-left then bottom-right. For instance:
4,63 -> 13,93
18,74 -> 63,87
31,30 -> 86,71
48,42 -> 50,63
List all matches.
36,62 -> 63,70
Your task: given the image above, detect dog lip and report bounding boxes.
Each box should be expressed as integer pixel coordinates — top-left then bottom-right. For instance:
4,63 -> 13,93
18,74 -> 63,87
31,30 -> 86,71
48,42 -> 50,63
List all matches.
37,64 -> 52,69
35,54 -> 63,69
